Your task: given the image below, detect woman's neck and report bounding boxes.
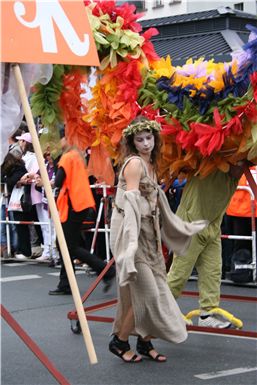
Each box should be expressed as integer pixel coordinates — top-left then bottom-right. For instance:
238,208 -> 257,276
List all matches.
139,153 -> 151,164
139,154 -> 156,182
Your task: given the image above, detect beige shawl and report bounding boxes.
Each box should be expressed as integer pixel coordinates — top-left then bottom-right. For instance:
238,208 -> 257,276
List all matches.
110,188 -> 208,286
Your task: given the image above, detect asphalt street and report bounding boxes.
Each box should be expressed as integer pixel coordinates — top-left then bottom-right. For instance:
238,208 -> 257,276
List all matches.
1,260 -> 257,385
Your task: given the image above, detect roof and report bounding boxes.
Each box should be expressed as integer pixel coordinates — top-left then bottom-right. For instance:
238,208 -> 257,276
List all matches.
140,7 -> 257,28
140,7 -> 257,65
153,32 -> 232,64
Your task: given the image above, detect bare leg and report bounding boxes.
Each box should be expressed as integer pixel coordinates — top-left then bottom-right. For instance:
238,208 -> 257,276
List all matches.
115,306 -> 141,362
118,306 -> 135,340
118,307 -> 166,361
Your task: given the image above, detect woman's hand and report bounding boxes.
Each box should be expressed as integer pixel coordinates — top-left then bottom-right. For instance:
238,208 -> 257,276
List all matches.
35,174 -> 43,187
19,173 -> 34,185
50,180 -> 54,187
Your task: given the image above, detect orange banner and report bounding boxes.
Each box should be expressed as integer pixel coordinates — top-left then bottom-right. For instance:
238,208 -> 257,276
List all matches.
1,0 -> 99,66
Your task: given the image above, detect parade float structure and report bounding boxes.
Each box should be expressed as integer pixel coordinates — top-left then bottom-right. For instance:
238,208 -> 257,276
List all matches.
30,0 -> 257,335
31,0 -> 257,186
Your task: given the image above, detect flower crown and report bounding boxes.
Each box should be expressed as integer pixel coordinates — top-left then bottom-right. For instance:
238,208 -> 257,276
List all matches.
122,119 -> 161,138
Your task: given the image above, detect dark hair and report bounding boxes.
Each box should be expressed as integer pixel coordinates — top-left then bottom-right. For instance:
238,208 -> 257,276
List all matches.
119,116 -> 162,169
2,152 -> 25,175
10,128 -> 23,141
19,121 -> 28,132
23,141 -> 34,153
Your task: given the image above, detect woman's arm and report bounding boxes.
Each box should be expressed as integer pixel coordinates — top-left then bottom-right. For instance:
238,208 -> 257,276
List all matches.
123,158 -> 143,191
54,167 -> 66,188
6,166 -> 27,190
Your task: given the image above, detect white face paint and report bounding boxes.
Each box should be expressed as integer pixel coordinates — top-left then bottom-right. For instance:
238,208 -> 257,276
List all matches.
133,130 -> 155,156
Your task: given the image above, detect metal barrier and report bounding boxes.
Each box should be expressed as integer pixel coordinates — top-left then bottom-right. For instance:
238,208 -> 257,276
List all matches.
1,182 -> 12,257
1,182 -> 52,259
221,186 -> 256,282
1,182 -> 256,282
86,184 -> 113,262
1,182 -> 113,261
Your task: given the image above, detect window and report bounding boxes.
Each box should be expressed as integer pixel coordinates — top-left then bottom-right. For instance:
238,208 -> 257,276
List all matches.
234,2 -> 244,11
153,0 -> 164,7
169,0 -> 182,4
133,1 -> 146,12
116,0 -> 146,10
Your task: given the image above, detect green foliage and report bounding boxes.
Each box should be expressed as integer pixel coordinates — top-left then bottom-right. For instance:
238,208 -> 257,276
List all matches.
30,64 -> 81,128
31,64 -> 65,127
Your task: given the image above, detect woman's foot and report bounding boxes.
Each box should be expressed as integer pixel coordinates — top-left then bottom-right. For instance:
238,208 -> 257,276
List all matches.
109,335 -> 142,363
136,337 -> 167,362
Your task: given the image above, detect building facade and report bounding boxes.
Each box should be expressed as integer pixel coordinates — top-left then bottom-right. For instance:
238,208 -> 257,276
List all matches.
117,0 -> 257,19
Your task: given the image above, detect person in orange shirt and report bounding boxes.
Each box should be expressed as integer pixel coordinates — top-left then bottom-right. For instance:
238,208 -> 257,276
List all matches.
49,143 -> 115,295
226,166 -> 257,253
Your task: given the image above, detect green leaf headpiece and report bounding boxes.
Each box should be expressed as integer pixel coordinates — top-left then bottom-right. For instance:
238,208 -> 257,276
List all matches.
122,119 -> 161,138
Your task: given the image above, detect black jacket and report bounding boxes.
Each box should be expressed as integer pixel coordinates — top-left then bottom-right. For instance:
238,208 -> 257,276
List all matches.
2,164 -> 27,193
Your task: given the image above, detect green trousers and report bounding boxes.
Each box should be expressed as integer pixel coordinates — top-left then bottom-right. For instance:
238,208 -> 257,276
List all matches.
167,228 -> 222,311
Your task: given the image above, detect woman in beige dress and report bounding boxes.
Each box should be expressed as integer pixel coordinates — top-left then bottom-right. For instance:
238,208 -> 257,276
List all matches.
109,116 -> 207,363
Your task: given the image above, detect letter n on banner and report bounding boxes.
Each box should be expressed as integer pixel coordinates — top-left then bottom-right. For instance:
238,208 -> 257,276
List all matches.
1,0 -> 99,66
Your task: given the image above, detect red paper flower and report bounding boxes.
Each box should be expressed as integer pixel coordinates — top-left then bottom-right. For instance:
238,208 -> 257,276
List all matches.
161,117 -> 183,136
235,100 -> 257,123
192,108 -> 226,156
177,129 -> 198,150
224,115 -> 243,136
141,28 -> 160,62
84,1 -> 116,18
116,2 -> 144,32
140,105 -> 160,120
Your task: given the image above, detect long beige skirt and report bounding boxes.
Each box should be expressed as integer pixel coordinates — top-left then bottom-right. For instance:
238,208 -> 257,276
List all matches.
112,262 -> 187,344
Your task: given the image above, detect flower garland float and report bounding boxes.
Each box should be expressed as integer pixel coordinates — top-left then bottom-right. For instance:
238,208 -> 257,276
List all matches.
139,27 -> 257,180
30,1 -> 257,185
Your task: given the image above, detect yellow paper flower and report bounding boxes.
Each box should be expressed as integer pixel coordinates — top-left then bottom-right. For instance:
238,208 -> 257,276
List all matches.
151,56 -> 175,78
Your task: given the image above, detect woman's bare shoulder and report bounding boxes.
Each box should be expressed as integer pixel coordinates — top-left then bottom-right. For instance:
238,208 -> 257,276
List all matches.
123,157 -> 143,179
126,157 -> 142,167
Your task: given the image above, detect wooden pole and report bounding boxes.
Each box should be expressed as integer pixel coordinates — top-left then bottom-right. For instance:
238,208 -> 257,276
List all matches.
13,63 -> 97,365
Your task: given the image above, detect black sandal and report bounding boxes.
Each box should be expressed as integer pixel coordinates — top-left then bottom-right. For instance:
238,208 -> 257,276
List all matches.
109,335 -> 142,363
136,337 -> 167,362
